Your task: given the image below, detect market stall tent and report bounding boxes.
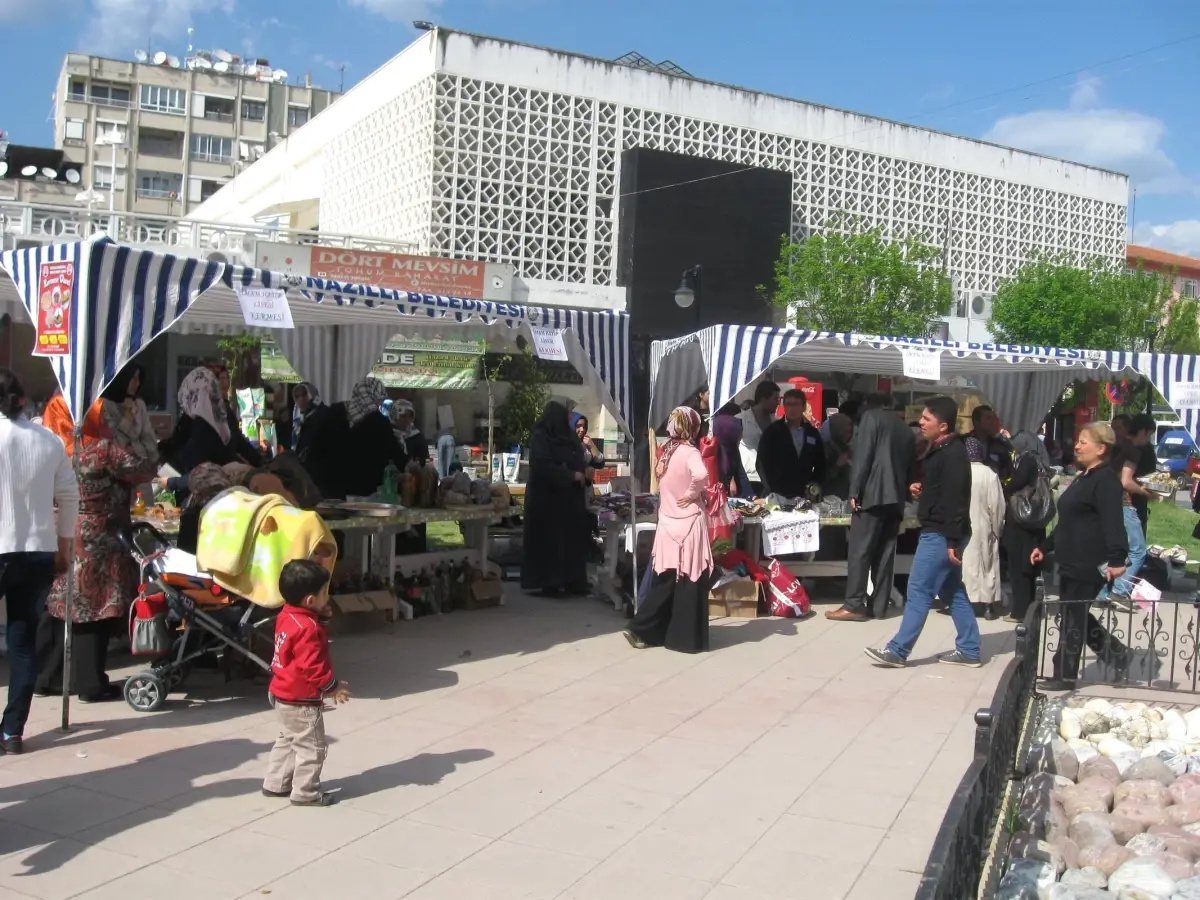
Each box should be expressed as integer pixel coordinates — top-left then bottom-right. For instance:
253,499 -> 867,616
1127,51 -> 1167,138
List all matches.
0,236 -> 631,435
649,325 -> 1200,437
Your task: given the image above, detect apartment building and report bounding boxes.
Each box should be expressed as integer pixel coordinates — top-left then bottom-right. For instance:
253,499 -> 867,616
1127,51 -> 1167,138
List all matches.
1128,243 -> 1200,303
23,50 -> 339,216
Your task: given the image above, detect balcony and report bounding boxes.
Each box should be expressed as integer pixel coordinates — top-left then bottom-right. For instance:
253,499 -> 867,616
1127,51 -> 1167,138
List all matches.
190,151 -> 232,165
135,187 -> 179,200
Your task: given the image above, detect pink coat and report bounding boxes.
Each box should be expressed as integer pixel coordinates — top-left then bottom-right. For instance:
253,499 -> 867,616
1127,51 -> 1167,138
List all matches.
653,443 -> 713,582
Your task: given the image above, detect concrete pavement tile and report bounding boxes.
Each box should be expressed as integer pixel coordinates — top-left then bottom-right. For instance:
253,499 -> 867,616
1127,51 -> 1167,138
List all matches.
70,805 -> 232,863
448,839 -> 598,899
249,850 -> 433,899
0,837 -> 143,900
557,857 -> 712,900
243,802 -> 391,848
608,825 -> 755,884
71,863 -> 244,899
556,723 -> 658,755
404,782 -> 546,837
757,815 -> 886,866
721,845 -> 862,899
400,869 -> 555,899
869,829 -> 937,874
0,786 -> 143,837
168,829 -> 316,893
554,775 -> 680,826
845,864 -> 923,900
341,818 -> 491,872
788,787 -> 908,830
505,808 -> 644,859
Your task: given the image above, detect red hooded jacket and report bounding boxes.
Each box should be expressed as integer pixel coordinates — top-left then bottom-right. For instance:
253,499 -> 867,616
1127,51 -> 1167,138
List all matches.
269,605 -> 338,705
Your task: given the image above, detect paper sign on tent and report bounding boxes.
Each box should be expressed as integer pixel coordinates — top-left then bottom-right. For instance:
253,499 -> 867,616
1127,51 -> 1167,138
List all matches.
235,286 -> 294,329
530,325 -> 568,361
901,348 -> 942,382
1171,381 -> 1200,409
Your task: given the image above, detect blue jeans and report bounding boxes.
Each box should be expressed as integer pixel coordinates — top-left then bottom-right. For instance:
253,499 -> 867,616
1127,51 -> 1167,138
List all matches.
0,552 -> 55,738
435,434 -> 456,479
1098,506 -> 1148,600
887,532 -> 981,661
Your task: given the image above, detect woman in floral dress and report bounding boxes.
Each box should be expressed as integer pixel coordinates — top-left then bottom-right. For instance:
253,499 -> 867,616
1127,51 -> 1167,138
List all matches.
36,401 -> 158,702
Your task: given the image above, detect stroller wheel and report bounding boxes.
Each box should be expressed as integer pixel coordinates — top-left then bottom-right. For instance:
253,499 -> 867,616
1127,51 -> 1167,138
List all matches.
124,672 -> 167,712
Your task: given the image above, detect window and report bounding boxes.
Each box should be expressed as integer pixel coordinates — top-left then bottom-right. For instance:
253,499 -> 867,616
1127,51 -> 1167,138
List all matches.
241,99 -> 266,122
189,177 -> 227,203
64,118 -> 85,141
137,171 -> 182,199
201,96 -> 235,122
93,166 -> 127,191
137,128 -> 182,158
139,84 -> 186,115
95,121 -> 125,143
189,133 -> 232,163
67,78 -> 86,102
287,106 -> 309,128
89,82 -> 131,107
1183,279 -> 1198,299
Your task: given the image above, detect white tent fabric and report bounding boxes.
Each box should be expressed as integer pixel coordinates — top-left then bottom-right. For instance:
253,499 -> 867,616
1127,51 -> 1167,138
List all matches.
0,236 -> 631,434
650,325 -> 1200,438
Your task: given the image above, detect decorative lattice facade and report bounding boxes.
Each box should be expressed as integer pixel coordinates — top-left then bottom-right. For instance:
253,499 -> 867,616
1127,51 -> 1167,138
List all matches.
321,69 -> 1127,296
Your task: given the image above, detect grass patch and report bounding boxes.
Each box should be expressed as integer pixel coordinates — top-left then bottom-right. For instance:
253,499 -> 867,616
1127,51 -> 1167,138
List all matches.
1147,501 -> 1199,553
427,520 -> 465,549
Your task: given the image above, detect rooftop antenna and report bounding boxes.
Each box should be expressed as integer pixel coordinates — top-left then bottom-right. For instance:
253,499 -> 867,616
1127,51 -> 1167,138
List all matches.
133,49 -> 148,62
187,27 -> 194,53
339,63 -> 346,92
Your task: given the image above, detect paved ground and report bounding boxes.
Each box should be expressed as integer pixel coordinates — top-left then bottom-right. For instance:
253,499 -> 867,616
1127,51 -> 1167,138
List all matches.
0,590 -> 1018,900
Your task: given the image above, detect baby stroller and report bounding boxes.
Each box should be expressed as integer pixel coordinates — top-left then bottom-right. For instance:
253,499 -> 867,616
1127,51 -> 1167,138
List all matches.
118,522 -> 278,712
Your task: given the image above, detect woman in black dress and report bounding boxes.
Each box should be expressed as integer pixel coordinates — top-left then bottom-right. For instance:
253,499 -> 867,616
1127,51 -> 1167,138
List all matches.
521,401 -> 590,596
304,377 -> 407,499
1032,422 -> 1129,687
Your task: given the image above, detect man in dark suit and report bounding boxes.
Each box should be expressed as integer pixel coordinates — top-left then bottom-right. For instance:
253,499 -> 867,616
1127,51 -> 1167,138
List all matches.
756,389 -> 825,498
827,393 -> 916,622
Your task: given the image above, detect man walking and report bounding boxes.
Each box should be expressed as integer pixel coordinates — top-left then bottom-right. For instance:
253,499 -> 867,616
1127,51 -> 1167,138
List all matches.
865,395 -> 980,668
0,369 -> 79,753
827,393 -> 915,621
737,381 -> 780,496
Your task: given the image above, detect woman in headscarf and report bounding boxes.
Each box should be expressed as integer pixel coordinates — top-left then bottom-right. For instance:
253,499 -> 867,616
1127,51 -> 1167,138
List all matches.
708,404 -> 752,499
389,399 -> 430,466
40,392 -> 76,455
99,362 -> 158,462
304,377 -> 407,499
625,406 -> 712,653
35,400 -> 158,702
572,413 -> 605,482
521,400 -> 589,596
290,382 -> 326,459
1003,430 -> 1049,623
962,436 -> 1006,621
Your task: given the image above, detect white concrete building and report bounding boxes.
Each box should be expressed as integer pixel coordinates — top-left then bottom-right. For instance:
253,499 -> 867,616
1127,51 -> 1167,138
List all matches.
190,28 -> 1129,325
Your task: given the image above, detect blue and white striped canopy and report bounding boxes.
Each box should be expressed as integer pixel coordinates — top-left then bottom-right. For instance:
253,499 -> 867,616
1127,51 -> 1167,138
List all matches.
650,325 -> 1200,439
0,236 -> 631,434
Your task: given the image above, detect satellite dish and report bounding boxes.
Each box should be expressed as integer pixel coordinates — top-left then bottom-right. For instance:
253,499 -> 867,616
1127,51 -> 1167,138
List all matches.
206,251 -> 230,265
194,57 -> 212,70
64,168 -> 81,184
41,167 -> 57,179
134,49 -> 148,62
242,64 -> 258,77
152,51 -> 167,65
213,48 -> 233,63
20,165 -> 36,177
213,61 -> 229,73
274,69 -> 288,82
0,162 -> 7,178
258,67 -> 273,81
166,56 -> 180,68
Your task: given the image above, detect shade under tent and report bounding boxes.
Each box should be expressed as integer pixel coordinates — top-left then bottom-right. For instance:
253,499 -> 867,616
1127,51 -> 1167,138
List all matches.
650,325 -> 1200,438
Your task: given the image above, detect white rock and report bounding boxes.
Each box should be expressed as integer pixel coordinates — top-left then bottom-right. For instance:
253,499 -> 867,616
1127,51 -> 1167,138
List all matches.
1146,708 -> 1165,723
1099,737 -> 1138,758
1163,710 -> 1188,741
1107,857 -> 1176,898
1062,708 -> 1083,741
1087,699 -> 1116,715
1182,708 -> 1200,741
1112,752 -> 1143,776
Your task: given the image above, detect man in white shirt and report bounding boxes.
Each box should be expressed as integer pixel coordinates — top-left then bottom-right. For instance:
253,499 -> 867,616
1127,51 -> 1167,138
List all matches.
0,370 -> 79,754
737,381 -> 780,495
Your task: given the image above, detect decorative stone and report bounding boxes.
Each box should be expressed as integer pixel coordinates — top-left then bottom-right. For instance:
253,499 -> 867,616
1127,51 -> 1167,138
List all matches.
1071,812 -> 1118,849
1128,833 -> 1171,857
1169,804 -> 1200,828
1099,737 -> 1139,759
1170,778 -> 1200,807
1061,866 -> 1109,889
1062,708 -> 1084,741
1042,888 -> 1113,900
1174,875 -> 1200,899
1107,857 -> 1177,899
1181,708 -> 1200,742
1078,844 -> 1136,877
1128,758 -> 1180,788
1054,739 -> 1083,781
1162,710 -> 1186,741
1117,780 -> 1172,808
995,858 -> 1053,900
1081,757 -> 1124,786
1114,804 -> 1166,836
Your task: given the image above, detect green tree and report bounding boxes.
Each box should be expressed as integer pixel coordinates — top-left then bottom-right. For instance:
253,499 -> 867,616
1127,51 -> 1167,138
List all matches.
1161,298 -> 1200,354
988,254 -> 1172,350
761,214 -> 954,336
498,349 -> 550,447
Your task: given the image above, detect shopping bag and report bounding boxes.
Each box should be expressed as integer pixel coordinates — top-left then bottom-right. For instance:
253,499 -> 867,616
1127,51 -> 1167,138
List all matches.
129,593 -> 171,656
764,558 -> 810,617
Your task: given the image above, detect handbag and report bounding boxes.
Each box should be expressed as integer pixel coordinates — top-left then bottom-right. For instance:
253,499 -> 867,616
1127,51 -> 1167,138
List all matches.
1008,453 -> 1056,529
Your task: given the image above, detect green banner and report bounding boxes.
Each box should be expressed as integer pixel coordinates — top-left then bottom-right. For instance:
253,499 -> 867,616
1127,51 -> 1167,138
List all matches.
371,336 -> 484,390
260,339 -> 303,384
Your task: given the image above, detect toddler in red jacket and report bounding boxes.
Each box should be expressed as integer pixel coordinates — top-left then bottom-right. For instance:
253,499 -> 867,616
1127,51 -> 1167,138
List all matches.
262,559 -> 350,807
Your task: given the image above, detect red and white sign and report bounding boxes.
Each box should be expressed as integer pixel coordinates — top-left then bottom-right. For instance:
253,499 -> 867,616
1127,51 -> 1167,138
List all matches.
34,261 -> 74,356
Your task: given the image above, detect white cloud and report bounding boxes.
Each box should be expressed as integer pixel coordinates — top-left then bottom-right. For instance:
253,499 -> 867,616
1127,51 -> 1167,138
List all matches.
83,0 -> 233,56
1134,220 -> 1200,257
346,0 -> 442,23
984,76 -> 1195,197
0,0 -> 82,23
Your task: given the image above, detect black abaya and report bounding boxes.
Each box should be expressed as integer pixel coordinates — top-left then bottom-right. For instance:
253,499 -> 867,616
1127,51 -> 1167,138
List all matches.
521,402 -> 589,593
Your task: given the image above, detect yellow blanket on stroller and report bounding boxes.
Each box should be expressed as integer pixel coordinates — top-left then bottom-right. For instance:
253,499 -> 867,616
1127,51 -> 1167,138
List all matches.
197,488 -> 336,609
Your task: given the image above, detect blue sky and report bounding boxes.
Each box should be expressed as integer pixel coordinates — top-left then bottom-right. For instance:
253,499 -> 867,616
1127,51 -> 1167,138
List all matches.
1,0 -> 1197,254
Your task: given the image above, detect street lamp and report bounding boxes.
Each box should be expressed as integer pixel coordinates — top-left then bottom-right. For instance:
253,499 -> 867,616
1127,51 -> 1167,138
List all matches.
674,266 -> 702,328
1145,314 -> 1158,412
75,187 -> 105,237
94,130 -> 125,215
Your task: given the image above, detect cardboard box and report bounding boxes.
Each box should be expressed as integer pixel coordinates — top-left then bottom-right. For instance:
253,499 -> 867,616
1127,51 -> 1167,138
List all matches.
327,590 -> 392,634
708,581 -> 760,619
464,577 -> 503,611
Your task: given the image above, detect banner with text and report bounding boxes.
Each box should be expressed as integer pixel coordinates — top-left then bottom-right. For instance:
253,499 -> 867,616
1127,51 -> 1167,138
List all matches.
370,336 -> 485,390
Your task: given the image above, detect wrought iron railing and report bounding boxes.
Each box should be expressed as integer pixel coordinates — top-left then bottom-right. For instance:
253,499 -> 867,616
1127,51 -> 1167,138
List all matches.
916,601 -> 1044,900
1040,594 -> 1200,692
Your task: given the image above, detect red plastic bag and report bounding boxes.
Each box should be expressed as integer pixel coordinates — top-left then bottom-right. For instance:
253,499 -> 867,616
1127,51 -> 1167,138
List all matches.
764,558 -> 810,617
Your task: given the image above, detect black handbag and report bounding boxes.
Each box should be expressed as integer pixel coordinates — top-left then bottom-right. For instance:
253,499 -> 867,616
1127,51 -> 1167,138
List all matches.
1008,454 -> 1056,530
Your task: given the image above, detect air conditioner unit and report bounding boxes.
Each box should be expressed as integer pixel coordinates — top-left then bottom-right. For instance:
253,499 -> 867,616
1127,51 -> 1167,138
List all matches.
966,291 -> 994,320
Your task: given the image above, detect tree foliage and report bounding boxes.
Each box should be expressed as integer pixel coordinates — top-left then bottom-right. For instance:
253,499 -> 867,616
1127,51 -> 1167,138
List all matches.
988,254 -> 1173,350
498,348 -> 550,447
1161,298 -> 1200,354
762,214 -> 954,337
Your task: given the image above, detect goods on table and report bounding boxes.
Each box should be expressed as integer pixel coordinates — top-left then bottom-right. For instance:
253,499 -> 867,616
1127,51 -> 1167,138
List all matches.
1141,473 -> 1177,494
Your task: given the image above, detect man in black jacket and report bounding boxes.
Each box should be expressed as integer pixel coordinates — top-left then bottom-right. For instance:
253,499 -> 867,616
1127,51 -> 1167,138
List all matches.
865,395 -> 981,668
827,393 -> 915,621
756,389 -> 825,498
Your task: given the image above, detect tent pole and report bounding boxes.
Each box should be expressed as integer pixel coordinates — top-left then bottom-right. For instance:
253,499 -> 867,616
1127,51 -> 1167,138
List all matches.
60,428 -> 79,732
